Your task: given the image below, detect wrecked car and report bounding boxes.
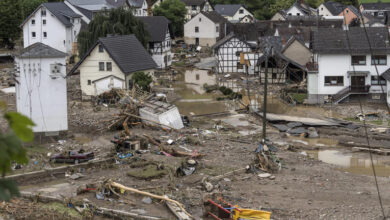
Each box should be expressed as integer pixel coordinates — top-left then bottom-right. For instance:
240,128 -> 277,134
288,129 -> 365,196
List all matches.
49,150 -> 94,164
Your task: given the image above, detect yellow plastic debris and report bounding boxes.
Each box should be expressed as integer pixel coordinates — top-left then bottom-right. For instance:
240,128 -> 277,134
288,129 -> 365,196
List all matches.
120,188 -> 125,194
232,208 -> 272,220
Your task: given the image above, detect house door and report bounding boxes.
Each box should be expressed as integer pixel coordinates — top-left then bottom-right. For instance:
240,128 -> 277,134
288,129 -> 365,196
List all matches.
195,38 -> 199,46
351,76 -> 365,92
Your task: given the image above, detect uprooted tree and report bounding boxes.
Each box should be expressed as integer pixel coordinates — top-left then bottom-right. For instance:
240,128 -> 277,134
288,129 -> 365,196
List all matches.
0,101 -> 34,201
77,7 -> 150,57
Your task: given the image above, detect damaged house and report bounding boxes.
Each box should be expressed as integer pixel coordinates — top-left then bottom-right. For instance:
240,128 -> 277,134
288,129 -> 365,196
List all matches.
68,35 -> 157,97
308,27 -> 390,105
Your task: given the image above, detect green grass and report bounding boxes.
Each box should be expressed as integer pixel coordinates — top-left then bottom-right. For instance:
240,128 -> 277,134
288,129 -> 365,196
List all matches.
172,61 -> 186,67
289,93 -> 307,104
344,117 -> 389,126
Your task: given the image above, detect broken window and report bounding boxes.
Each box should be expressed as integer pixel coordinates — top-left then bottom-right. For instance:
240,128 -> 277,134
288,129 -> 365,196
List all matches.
351,55 -> 366,65
99,62 -> 104,71
371,55 -> 387,65
324,76 -> 343,86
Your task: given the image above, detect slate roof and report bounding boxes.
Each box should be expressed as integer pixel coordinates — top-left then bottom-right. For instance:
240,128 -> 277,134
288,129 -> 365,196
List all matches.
137,16 -> 170,42
21,2 -> 82,27
212,32 -> 256,50
66,0 -> 115,11
290,1 -> 316,16
322,1 -> 345,16
181,0 -> 206,6
312,27 -> 390,54
68,35 -> 157,76
128,0 -> 144,8
75,5 -> 94,20
344,5 -> 360,17
201,11 -> 228,24
276,27 -> 311,43
382,68 -> 390,80
361,3 -> 390,11
107,0 -> 128,7
226,22 -> 272,42
214,4 -> 243,17
18,43 -> 67,58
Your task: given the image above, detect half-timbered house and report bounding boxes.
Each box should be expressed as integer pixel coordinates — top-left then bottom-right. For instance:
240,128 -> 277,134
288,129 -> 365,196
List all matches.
137,16 -> 172,69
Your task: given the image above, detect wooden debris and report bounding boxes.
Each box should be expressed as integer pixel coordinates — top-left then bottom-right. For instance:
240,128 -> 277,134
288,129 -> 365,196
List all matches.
165,196 -> 192,220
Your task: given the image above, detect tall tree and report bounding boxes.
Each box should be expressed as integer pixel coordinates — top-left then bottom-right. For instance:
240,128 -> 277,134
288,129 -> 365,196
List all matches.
153,0 -> 186,37
0,0 -> 22,46
78,8 -> 149,57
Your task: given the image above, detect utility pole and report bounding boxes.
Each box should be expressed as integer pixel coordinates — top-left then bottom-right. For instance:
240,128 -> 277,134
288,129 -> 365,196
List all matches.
262,55 -> 268,139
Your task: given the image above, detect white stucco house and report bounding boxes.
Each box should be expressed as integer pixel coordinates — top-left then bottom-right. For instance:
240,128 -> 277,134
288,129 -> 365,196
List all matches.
308,27 -> 390,105
214,4 -> 253,23
317,1 -> 345,17
68,35 -> 157,97
137,16 -> 172,69
360,2 -> 390,17
15,43 -> 68,133
21,2 -> 82,55
285,0 -> 316,16
184,11 -> 229,47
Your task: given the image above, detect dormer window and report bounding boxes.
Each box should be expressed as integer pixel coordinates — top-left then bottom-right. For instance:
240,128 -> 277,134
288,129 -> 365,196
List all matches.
31,19 -> 35,25
41,9 -> 46,16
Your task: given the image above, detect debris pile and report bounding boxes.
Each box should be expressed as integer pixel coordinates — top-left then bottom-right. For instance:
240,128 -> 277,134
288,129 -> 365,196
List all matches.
253,139 -> 281,173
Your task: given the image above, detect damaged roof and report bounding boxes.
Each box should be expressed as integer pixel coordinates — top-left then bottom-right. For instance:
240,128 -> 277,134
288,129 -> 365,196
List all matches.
68,35 -> 157,75
18,43 -> 67,58
137,16 -> 171,42
313,27 -> 390,54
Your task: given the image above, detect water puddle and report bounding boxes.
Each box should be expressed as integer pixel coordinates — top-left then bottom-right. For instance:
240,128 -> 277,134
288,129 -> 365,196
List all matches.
173,69 -> 229,115
307,149 -> 390,177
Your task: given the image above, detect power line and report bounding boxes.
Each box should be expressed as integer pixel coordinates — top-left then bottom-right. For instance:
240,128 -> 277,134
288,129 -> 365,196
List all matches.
341,8 -> 386,219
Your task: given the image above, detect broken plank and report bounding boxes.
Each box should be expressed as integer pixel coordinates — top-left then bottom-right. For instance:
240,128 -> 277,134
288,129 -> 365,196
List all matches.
165,196 -> 192,220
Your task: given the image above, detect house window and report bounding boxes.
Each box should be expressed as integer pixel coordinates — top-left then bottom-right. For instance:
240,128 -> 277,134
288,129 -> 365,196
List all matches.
196,74 -> 200,80
235,51 -> 242,57
98,45 -> 104,52
88,80 -> 91,85
205,5 -> 209,11
272,73 -> 277,79
192,5 -> 197,10
31,19 -> 35,25
321,7 -> 323,11
41,9 -> 46,16
106,62 -> 112,71
378,11 -> 384,16
346,9 -> 349,13
237,62 -> 243,69
351,55 -> 366,65
149,42 -> 154,49
43,19 -> 46,25
371,55 -> 387,65
195,26 -> 199,32
297,13 -> 300,16
216,25 -> 219,32
32,32 -> 36,38
239,9 -> 244,14
74,30 -> 76,36
199,18 -> 201,22
43,32 -> 47,38
99,62 -> 105,71
324,76 -> 344,86
371,75 -> 386,85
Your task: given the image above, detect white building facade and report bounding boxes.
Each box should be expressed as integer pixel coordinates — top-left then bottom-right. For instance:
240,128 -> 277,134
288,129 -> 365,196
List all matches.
308,27 -> 390,104
21,3 -> 82,55
15,43 -> 68,133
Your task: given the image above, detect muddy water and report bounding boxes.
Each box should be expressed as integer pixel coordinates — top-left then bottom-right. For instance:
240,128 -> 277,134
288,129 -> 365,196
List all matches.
307,149 -> 390,177
173,69 -> 229,115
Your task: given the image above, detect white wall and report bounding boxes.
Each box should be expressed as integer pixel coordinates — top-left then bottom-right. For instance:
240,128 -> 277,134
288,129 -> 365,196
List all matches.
94,77 -> 125,95
184,13 -> 218,41
286,6 -> 304,16
151,30 -> 172,68
15,57 -> 68,132
79,44 -> 126,96
216,37 -> 253,74
387,80 -> 390,106
315,54 -> 389,95
318,3 -> 333,16
231,7 -> 253,21
23,6 -> 81,54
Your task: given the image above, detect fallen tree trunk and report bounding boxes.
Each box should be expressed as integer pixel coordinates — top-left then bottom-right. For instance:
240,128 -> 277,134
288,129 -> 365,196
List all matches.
109,181 -> 193,219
